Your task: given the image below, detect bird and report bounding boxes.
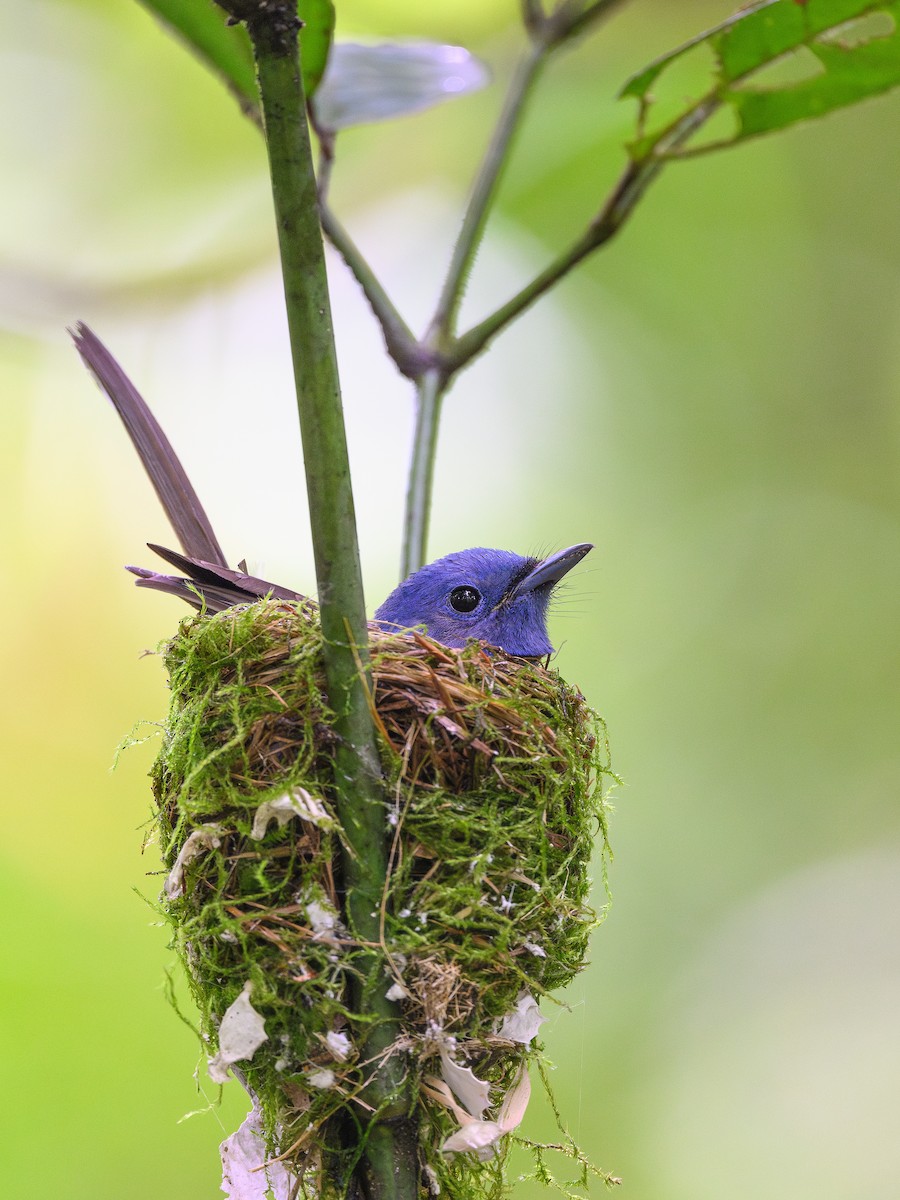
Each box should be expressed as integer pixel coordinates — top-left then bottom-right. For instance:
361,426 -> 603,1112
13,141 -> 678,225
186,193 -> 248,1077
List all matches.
72,323 -> 591,657
374,544 -> 591,657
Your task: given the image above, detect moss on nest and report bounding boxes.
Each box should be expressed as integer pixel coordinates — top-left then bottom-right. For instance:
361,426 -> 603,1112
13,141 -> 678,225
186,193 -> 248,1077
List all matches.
152,598 -> 614,1198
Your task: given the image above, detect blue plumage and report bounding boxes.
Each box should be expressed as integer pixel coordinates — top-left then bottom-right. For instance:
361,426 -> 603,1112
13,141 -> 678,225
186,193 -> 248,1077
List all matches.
375,544 -> 592,657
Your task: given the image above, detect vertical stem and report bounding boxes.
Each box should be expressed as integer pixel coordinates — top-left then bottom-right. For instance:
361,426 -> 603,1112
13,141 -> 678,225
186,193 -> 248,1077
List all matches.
405,40 -> 546,575
407,4 -> 631,565
230,6 -> 416,1197
400,369 -> 444,578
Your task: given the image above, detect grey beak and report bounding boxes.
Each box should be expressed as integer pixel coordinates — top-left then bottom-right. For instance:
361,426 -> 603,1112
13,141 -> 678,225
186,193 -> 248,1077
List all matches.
508,542 -> 594,600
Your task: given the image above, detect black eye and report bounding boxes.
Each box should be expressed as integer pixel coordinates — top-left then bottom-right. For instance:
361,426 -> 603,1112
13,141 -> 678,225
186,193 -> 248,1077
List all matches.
449,586 -> 481,613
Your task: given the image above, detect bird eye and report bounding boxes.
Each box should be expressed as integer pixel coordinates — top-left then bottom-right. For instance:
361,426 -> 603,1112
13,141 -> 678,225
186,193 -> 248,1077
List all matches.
449,586 -> 481,613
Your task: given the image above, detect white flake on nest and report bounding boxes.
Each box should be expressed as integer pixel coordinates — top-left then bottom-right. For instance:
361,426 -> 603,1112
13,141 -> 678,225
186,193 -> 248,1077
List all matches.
496,991 -> 547,1045
164,824 -> 222,898
250,789 -> 332,839
438,1048 -> 490,1120
220,1103 -> 296,1200
306,899 -> 338,937
424,1164 -> 441,1195
386,981 -> 408,1001
441,1065 -> 532,1159
521,940 -> 546,958
307,1067 -> 336,1089
208,982 -> 269,1084
325,1031 -> 352,1061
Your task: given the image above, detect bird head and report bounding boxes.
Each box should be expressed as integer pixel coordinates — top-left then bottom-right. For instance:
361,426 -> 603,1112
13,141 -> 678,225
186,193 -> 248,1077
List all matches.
374,543 -> 593,656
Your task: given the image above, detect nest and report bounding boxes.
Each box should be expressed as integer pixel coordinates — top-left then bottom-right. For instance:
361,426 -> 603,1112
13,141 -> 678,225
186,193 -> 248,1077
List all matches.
152,598 -> 614,1199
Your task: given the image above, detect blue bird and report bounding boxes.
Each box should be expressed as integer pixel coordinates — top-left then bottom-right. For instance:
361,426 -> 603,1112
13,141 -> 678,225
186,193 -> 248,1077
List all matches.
375,545 -> 591,657
73,324 -> 590,657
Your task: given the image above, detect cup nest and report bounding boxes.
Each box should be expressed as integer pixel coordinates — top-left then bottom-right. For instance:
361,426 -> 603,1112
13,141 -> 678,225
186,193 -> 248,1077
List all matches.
152,598 -> 614,1199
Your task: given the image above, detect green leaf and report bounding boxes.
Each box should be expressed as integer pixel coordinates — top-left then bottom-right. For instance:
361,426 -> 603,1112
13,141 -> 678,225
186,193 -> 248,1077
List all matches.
621,0 -> 900,159
136,0 -> 258,113
137,1 -> 333,115
299,0 -> 335,97
310,42 -> 490,133
731,13 -> 900,134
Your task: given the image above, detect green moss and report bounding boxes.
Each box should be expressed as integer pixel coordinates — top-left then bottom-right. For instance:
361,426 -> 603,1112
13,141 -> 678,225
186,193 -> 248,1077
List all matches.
152,599 -> 615,1198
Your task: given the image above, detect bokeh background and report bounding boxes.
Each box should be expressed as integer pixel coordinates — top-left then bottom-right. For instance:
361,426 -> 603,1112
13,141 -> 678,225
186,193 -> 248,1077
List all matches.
2,1 -> 899,1197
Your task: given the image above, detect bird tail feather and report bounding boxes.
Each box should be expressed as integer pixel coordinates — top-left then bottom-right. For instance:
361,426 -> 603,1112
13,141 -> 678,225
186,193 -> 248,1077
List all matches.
70,322 -> 228,568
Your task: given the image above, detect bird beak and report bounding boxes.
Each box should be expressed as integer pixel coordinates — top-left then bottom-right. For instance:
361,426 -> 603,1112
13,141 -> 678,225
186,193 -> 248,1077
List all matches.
508,543 -> 593,600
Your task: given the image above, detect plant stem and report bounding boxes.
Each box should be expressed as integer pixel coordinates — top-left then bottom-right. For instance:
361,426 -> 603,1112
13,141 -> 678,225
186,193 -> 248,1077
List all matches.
448,157 -> 654,369
405,3 -> 632,570
401,368 -> 444,577
447,90 -> 714,372
220,4 -> 416,1196
319,202 -> 427,379
400,37 -> 548,573
428,42 -> 546,342
547,0 -> 631,44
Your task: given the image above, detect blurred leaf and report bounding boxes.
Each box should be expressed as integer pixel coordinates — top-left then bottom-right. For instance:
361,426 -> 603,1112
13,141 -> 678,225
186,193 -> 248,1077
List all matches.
137,1 -> 332,115
621,0 -> 900,158
299,0 -> 335,96
310,42 -> 490,133
136,0 -> 258,113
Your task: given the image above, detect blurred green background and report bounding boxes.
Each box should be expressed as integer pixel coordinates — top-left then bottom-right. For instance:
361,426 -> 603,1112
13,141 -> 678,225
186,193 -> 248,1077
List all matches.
2,1 -> 899,1197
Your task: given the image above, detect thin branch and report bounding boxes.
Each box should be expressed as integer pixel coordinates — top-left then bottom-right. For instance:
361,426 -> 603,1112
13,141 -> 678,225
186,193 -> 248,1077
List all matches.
401,35 -> 549,569
314,123 -> 336,201
428,41 -> 547,342
319,203 -> 428,379
406,3 -> 635,565
448,98 -> 717,372
447,158 -> 649,370
546,0 -> 632,45
400,368 -> 444,577
520,0 -> 547,39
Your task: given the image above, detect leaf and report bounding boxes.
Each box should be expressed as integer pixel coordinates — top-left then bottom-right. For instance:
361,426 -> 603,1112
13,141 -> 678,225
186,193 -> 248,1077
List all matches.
299,0 -> 335,97
136,0 -> 258,113
621,0 -> 900,159
310,42 -> 490,133
138,0 -> 334,116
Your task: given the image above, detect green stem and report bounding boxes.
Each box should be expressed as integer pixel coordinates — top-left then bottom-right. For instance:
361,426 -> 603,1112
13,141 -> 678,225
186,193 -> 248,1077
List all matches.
319,202 -> 426,379
447,92 -> 718,373
428,42 -> 546,341
219,5 -> 416,1197
547,0 -> 631,44
400,369 -> 444,577
408,5 -> 632,568
402,35 -> 548,574
520,0 -> 546,37
447,157 -> 652,369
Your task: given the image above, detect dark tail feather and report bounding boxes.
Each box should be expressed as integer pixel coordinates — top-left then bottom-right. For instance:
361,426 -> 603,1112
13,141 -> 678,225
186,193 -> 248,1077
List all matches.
128,545 -> 308,613
70,322 -> 228,568
70,323 -> 307,614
